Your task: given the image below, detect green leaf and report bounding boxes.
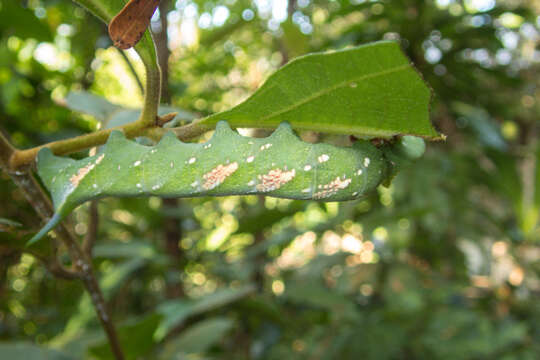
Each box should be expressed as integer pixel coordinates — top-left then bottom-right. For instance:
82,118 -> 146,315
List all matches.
199,41 -> 438,139
0,2 -> 53,42
88,314 -> 162,360
160,317 -> 234,358
0,217 -> 22,227
155,284 -> 255,339
64,91 -> 123,122
64,91 -> 195,128
0,342 -> 74,360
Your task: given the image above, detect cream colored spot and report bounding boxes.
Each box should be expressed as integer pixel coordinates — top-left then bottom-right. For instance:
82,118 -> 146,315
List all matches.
92,184 -> 97,189
152,185 -> 161,190
204,143 -> 212,149
69,154 -> 105,187
136,183 -> 142,188
352,192 -> 359,196
313,176 -> 352,199
188,157 -> 197,164
191,181 -> 199,188
304,165 -> 312,171
117,165 -> 121,171
256,168 -> 296,192
133,160 -> 141,167
202,162 -> 239,190
318,154 -> 330,163
170,161 -> 174,168
247,180 -> 256,186
356,169 -> 363,176
302,188 -> 311,193
246,156 -> 255,163
260,143 -> 272,151
364,158 -> 370,167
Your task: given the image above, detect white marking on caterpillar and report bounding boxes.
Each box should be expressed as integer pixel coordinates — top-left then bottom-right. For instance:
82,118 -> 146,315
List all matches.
313,176 -> 352,199
188,157 -> 197,164
69,154 -> 105,187
246,156 -> 255,163
256,168 -> 296,192
191,181 -> 199,188
117,165 -> 121,171
133,160 -> 141,167
136,183 -> 142,188
247,180 -> 256,186
260,143 -> 272,151
304,165 -> 312,171
152,185 -> 161,190
352,192 -> 359,196
92,183 -> 97,189
170,161 -> 174,168
356,169 -> 363,176
203,162 -> 239,190
302,188 -> 311,193
204,144 -> 212,149
150,149 -> 157,154
364,158 -> 370,167
318,154 -> 330,163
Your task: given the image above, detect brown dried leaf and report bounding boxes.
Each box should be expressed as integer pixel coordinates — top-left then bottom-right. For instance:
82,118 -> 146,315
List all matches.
108,0 -> 160,49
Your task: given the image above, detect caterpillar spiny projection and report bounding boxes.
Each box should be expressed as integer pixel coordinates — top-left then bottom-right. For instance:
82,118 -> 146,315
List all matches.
29,121 -> 424,244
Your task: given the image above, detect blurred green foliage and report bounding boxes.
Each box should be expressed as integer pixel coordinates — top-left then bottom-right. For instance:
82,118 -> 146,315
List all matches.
1,0 -> 539,359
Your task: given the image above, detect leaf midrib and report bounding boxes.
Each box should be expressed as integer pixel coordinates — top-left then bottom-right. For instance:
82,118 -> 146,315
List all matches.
215,63 -> 411,124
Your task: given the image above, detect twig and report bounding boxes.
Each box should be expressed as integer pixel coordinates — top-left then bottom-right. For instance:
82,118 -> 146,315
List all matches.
116,48 -> 145,96
8,119 -> 212,171
83,200 -> 99,256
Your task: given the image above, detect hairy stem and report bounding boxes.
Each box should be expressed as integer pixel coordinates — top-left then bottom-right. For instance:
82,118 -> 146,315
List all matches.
136,36 -> 161,127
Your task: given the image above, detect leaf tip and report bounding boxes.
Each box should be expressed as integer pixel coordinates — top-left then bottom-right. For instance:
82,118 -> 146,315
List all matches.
26,212 -> 63,247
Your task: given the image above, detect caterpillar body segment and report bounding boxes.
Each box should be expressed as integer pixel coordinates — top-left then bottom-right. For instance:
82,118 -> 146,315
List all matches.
30,121 -> 421,244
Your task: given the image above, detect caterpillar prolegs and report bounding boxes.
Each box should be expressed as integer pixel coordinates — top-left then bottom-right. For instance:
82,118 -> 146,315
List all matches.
30,121 -> 425,243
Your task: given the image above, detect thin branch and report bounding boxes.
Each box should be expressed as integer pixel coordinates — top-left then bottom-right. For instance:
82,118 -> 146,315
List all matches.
46,259 -> 81,280
8,118 -> 213,170
83,200 -> 99,256
116,48 -> 145,96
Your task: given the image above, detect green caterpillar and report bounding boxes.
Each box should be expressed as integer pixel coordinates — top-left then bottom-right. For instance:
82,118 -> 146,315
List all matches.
29,121 -> 424,244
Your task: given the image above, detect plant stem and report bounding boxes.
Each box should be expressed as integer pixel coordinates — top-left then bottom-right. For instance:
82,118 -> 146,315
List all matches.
8,119 -> 212,170
9,120 -> 149,170
83,200 -> 99,256
136,37 -> 161,127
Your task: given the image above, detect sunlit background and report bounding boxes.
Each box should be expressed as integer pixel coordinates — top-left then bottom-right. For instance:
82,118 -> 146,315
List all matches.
1,0 -> 540,358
